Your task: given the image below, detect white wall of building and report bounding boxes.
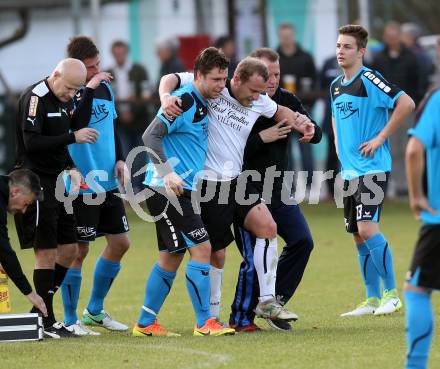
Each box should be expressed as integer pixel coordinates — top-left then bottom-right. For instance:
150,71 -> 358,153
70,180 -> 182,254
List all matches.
137,0 -> 228,82
0,3 -> 129,93
0,0 -> 336,92
310,0 -> 338,68
0,0 -> 230,92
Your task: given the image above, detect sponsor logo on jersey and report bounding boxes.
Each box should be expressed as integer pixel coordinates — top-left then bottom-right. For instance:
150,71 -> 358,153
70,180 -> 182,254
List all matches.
335,101 -> 359,119
334,87 -> 340,95
90,103 -> 110,124
28,96 -> 38,117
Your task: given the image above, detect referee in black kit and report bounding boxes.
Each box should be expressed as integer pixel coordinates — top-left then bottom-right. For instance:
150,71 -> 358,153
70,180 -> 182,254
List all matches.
0,169 -> 46,316
14,58 -> 99,338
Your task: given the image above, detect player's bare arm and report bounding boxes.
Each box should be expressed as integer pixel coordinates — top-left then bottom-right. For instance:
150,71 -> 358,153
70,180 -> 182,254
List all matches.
159,73 -> 183,119
273,105 -> 315,142
331,117 -> 339,158
258,119 -> 292,143
86,71 -> 113,90
114,160 -> 130,188
359,93 -> 415,157
405,136 -> 436,217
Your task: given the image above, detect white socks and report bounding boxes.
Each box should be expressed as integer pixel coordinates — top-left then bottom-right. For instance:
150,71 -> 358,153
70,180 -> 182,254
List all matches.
209,266 -> 223,318
254,237 -> 278,302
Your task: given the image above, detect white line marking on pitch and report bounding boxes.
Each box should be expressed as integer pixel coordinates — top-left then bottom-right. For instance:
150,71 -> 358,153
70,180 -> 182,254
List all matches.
72,341 -> 231,369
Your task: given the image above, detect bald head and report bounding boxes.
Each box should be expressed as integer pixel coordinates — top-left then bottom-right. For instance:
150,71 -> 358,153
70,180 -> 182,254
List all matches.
55,58 -> 87,83
48,58 -> 87,102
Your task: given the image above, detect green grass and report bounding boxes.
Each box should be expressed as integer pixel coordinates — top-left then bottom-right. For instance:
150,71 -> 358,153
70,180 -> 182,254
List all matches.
2,201 -> 439,369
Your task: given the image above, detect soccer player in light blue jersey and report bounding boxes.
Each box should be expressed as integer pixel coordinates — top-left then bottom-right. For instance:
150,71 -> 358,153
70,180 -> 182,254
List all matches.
405,87 -> 440,369
133,47 -> 235,337
330,25 -> 415,317
60,36 -> 131,335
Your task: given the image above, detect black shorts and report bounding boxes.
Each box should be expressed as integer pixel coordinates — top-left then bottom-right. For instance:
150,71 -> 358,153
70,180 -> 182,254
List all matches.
145,186 -> 209,254
343,172 -> 389,233
407,225 -> 440,290
198,176 -> 262,252
73,190 -> 129,242
15,174 -> 77,249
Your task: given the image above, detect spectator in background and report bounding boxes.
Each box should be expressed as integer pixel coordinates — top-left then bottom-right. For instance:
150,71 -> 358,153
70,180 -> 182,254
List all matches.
401,22 -> 435,100
276,23 -> 317,195
430,37 -> 440,87
371,21 -> 420,103
153,37 -> 185,112
371,21 -> 420,197
156,37 -> 185,81
108,40 -> 151,193
319,55 -> 340,198
214,35 -> 238,79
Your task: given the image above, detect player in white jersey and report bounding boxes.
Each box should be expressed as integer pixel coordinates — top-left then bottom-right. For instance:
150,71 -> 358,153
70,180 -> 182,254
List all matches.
159,57 -> 314,321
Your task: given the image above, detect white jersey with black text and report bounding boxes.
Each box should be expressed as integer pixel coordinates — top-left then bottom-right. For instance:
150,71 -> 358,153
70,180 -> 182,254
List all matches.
176,72 -> 277,180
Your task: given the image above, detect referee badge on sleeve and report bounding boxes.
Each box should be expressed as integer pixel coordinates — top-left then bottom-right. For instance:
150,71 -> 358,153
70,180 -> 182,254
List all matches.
28,96 -> 38,117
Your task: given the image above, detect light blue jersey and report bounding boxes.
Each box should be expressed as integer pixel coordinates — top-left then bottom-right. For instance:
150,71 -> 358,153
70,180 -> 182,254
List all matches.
67,81 -> 119,194
144,83 -> 208,191
331,66 -> 404,179
408,88 -> 440,225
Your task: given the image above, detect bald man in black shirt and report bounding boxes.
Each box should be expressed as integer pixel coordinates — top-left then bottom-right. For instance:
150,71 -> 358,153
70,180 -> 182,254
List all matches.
14,58 -> 104,338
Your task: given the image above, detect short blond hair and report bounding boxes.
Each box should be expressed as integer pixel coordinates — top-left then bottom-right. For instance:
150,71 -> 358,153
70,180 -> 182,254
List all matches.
250,48 -> 279,62
234,57 -> 269,83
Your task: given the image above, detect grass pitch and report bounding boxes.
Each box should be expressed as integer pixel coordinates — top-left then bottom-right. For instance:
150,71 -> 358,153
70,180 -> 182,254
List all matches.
2,201 -> 439,369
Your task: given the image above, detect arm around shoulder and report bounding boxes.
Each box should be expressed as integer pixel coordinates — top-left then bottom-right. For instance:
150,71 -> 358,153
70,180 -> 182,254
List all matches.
159,74 -> 180,102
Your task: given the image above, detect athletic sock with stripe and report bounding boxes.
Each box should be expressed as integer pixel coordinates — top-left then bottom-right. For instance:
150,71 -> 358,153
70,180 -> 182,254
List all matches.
364,232 -> 396,291
254,237 -> 278,302
138,262 -> 176,327
357,242 -> 381,299
61,267 -> 82,326
405,289 -> 433,369
186,260 -> 210,328
86,256 -> 121,315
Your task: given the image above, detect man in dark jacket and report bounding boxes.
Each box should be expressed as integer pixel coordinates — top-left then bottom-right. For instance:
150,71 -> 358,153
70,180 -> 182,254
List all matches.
371,21 -> 420,197
277,23 -> 317,192
229,48 -> 322,332
319,55 -> 341,197
371,21 -> 420,103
